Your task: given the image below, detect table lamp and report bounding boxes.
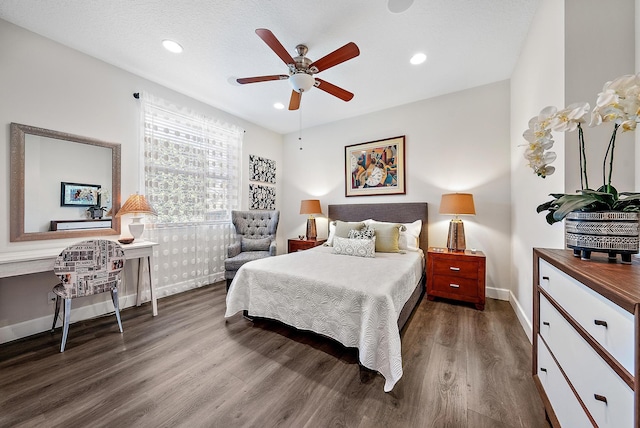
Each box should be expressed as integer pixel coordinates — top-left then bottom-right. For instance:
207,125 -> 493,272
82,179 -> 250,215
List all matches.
300,199 -> 322,240
439,193 -> 475,251
115,192 -> 157,240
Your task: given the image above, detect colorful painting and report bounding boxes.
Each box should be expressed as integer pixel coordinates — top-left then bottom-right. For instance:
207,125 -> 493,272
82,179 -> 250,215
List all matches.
249,155 -> 276,184
345,136 -> 406,197
249,184 -> 276,210
60,182 -> 101,207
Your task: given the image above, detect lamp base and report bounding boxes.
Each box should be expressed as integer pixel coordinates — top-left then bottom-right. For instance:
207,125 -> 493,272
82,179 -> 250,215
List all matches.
129,217 -> 144,240
306,217 -> 317,240
446,219 -> 466,251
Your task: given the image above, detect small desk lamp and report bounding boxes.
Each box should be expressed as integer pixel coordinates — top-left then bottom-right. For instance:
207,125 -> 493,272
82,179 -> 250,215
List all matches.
300,199 -> 322,240
115,192 -> 157,240
439,193 -> 476,251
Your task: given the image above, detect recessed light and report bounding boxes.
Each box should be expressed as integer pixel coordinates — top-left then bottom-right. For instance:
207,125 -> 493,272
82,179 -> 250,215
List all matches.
410,53 -> 427,65
273,102 -> 285,110
162,39 -> 183,54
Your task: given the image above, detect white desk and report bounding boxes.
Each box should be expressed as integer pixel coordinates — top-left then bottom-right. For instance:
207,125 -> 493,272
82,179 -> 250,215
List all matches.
0,240 -> 159,316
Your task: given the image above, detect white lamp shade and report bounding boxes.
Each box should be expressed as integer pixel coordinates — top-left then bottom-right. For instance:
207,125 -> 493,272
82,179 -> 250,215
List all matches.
289,73 -> 315,93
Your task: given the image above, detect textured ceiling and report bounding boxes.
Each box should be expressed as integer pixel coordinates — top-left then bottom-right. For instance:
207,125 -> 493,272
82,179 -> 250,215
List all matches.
0,0 -> 540,134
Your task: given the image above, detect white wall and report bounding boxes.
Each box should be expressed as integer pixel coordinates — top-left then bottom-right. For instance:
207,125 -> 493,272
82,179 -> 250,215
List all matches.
282,81 -> 513,302
510,0 -> 636,342
0,19 -> 283,342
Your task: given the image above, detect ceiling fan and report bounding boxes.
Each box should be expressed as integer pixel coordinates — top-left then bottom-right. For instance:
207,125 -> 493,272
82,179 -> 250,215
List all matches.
236,29 -> 360,110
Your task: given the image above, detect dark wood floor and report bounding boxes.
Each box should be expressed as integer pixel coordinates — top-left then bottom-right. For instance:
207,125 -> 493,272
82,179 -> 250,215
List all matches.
0,282 -> 549,428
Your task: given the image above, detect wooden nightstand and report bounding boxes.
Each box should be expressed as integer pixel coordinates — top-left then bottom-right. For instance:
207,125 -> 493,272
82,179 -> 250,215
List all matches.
426,247 -> 486,310
287,238 -> 327,253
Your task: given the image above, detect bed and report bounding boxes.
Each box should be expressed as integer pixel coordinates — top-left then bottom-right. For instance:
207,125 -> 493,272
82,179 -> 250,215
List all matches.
225,202 -> 428,392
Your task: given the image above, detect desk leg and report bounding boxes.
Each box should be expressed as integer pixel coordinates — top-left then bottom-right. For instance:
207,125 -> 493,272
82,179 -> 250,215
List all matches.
136,258 -> 144,307
147,254 -> 158,316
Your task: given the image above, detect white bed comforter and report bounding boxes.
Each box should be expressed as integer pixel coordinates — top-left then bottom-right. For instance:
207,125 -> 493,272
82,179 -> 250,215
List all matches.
225,245 -> 424,392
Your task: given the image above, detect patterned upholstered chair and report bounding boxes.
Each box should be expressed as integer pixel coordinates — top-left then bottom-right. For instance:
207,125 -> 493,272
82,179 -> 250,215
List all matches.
224,210 -> 279,290
51,239 -> 126,352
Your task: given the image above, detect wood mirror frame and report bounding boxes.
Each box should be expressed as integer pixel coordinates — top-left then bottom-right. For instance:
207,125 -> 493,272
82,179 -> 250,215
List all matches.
10,123 -> 121,242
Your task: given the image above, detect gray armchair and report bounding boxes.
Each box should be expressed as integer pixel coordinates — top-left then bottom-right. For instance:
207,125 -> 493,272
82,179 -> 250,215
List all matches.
225,210 -> 280,290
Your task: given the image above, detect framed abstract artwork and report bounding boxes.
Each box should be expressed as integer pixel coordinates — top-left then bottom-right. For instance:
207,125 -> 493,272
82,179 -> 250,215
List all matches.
249,154 -> 276,184
249,184 -> 276,210
345,135 -> 406,197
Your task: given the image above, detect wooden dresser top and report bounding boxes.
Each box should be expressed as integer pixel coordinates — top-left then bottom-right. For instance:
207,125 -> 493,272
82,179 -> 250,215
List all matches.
534,248 -> 640,314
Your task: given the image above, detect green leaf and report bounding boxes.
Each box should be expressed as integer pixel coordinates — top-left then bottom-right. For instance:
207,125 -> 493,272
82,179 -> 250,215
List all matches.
551,194 -> 602,221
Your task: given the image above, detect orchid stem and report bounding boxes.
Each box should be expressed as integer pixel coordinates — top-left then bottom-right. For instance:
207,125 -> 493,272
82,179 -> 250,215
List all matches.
603,124 -> 619,192
578,123 -> 588,190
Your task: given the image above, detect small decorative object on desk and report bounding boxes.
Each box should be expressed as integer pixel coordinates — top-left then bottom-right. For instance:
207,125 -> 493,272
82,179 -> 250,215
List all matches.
298,235 -> 305,240
118,238 -> 134,245
523,73 -> 640,263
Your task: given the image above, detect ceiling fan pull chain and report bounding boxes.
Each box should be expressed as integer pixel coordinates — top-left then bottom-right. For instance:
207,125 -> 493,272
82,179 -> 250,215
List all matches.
299,108 -> 303,150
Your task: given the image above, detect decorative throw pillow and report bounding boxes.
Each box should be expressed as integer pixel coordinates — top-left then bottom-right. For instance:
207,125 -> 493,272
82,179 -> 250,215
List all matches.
347,225 -> 375,240
332,236 -> 375,258
398,219 -> 422,251
334,221 -> 365,240
241,237 -> 271,252
326,221 -> 337,246
369,222 -> 402,253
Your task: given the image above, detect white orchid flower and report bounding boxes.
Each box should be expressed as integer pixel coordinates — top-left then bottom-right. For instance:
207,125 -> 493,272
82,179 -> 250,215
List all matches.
550,102 -> 590,132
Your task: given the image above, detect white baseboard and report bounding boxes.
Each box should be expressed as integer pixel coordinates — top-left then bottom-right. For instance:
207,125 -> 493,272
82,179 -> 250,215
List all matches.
486,286 -> 510,301
509,291 -> 533,343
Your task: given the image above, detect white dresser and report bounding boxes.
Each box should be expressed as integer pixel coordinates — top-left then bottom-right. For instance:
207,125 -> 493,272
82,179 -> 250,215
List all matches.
533,248 -> 639,427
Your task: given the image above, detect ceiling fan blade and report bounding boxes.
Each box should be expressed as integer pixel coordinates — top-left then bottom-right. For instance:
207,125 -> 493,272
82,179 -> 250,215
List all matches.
309,42 -> 360,73
255,28 -> 296,66
236,75 -> 289,84
314,78 -> 354,102
288,90 -> 301,110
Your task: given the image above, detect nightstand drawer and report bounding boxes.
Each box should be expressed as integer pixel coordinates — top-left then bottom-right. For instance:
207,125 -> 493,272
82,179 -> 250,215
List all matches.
431,274 -> 478,298
431,258 -> 479,279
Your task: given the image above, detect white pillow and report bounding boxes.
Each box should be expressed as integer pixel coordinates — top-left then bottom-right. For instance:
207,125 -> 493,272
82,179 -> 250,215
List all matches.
399,219 -> 422,251
326,221 -> 336,246
332,236 -> 375,258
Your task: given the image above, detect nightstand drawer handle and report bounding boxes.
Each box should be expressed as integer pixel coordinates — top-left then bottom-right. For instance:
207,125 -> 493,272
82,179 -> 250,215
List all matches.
594,394 -> 608,404
594,319 -> 608,328
449,283 -> 460,288
449,267 -> 460,271
539,368 -> 547,373
542,321 -> 550,326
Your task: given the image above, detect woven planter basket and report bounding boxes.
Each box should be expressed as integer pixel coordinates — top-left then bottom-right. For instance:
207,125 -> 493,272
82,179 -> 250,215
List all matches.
565,211 -> 639,264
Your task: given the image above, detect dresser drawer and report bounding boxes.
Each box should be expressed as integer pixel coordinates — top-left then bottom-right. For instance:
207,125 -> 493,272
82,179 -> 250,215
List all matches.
431,258 -> 479,279
540,294 -> 633,428
537,336 -> 592,428
539,259 -> 634,373
431,274 -> 478,297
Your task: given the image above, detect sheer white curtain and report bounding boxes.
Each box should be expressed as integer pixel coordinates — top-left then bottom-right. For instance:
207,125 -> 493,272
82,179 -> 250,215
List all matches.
139,93 -> 242,296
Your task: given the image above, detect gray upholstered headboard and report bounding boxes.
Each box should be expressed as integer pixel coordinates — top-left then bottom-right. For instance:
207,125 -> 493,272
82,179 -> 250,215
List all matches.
328,203 -> 428,252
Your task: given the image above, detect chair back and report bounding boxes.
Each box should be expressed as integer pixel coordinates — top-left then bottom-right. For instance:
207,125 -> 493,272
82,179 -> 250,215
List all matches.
53,239 -> 125,298
231,210 -> 279,240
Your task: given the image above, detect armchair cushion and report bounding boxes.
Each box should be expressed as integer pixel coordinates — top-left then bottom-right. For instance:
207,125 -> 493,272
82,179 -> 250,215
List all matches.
241,237 -> 271,252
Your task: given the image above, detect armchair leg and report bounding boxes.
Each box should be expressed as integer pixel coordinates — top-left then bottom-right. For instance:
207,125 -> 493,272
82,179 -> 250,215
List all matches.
226,279 -> 232,291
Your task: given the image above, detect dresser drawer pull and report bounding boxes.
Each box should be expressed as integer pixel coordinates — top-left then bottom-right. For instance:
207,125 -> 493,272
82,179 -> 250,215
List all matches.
539,367 -> 547,373
542,321 -> 550,326
449,267 -> 460,271
542,276 -> 549,280
594,319 -> 608,328
594,394 -> 608,404
449,284 -> 460,288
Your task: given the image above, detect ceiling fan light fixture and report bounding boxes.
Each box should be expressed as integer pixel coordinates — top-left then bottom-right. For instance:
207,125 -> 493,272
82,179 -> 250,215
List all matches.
289,73 -> 315,93
273,102 -> 285,110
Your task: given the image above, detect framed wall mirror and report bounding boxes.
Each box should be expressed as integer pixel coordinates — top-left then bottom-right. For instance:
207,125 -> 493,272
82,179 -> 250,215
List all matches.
10,123 -> 121,241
